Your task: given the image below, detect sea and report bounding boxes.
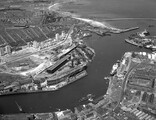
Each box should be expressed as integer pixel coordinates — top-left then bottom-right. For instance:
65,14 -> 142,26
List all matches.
0,0 -> 156,114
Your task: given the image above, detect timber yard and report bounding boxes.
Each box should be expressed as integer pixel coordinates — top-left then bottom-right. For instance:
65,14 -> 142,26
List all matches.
0,0 -> 156,120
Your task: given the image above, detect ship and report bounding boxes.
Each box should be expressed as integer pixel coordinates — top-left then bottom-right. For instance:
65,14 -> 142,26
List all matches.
125,37 -> 156,50
110,63 -> 119,76
125,38 -> 143,47
46,62 -> 87,86
137,29 -> 150,37
36,70 -> 87,91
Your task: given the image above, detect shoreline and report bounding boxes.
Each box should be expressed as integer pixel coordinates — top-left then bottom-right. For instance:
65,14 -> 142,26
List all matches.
72,16 -> 139,34
102,18 -> 156,21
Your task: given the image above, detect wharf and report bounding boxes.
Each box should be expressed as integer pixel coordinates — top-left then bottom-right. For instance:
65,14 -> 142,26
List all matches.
0,68 -> 87,96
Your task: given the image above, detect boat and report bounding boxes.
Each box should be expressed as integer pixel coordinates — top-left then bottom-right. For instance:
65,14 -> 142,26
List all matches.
49,70 -> 87,91
15,101 -> 23,113
79,93 -> 95,102
104,77 -> 110,80
137,29 -> 150,37
79,97 -> 88,102
87,94 -> 95,102
88,98 -> 93,102
46,62 -> 87,85
125,39 -> 143,47
110,63 -> 119,76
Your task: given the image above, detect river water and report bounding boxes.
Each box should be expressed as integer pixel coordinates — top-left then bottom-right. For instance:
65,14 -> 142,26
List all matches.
0,0 -> 156,114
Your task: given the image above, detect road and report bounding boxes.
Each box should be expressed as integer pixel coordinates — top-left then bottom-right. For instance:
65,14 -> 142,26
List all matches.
113,54 -> 139,111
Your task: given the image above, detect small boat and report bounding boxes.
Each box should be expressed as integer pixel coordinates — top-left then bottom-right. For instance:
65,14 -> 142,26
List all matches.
56,108 -> 61,111
15,101 -> 23,112
117,60 -> 120,63
104,77 -> 109,80
79,94 -> 95,102
88,97 -> 93,102
79,97 -> 88,102
87,94 -> 95,102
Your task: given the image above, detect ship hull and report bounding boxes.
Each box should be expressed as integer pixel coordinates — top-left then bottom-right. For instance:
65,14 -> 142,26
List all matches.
125,39 -> 143,47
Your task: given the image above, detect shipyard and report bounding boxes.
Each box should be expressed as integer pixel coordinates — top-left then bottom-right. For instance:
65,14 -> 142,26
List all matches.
0,23 -> 95,95
0,0 -> 98,96
0,0 -> 156,120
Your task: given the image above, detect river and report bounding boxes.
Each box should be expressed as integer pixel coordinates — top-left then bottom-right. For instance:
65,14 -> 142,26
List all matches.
0,0 -> 156,114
